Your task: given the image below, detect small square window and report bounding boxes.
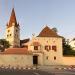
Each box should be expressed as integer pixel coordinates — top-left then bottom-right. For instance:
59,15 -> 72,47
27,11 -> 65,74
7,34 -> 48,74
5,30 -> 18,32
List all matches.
46,56 -> 48,60
34,46 -> 38,50
54,56 -> 56,60
8,30 -> 10,32
10,34 -> 11,36
45,45 -> 48,50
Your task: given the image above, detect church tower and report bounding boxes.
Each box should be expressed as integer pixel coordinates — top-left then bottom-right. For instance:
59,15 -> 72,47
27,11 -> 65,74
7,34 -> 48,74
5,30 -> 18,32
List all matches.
6,8 -> 20,48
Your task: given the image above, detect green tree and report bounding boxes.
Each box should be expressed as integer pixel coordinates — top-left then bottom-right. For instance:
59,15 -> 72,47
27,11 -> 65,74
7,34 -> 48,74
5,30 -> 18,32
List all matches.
0,39 -> 10,52
52,27 -> 58,33
62,37 -> 75,56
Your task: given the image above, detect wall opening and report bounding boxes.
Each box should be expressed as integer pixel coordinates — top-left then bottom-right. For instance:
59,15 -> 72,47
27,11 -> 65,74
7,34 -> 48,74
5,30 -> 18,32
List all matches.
33,56 -> 38,65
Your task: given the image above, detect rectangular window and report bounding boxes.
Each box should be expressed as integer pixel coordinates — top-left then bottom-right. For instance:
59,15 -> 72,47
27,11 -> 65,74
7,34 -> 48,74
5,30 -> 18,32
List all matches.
34,46 -> 38,50
52,46 -> 57,51
46,56 -> 48,60
54,56 -> 56,60
49,46 -> 51,50
45,45 -> 51,51
10,34 -> 11,36
8,30 -> 10,32
45,45 -> 48,50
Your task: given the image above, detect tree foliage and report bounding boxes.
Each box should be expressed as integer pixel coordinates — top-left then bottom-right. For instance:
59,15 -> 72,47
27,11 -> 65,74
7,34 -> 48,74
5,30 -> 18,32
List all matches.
63,37 -> 75,56
0,39 -> 10,52
52,27 -> 58,33
52,27 -> 75,56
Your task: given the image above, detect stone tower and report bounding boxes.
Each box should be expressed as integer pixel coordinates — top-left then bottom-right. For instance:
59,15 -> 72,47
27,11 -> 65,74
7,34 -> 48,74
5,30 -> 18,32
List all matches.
6,8 -> 20,48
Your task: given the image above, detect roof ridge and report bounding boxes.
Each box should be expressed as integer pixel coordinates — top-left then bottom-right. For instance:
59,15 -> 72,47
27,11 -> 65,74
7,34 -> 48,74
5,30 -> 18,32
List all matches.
37,26 -> 61,37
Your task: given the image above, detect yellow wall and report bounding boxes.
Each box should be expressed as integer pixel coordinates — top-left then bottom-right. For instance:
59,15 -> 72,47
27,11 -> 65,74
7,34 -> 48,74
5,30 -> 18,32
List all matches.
0,55 -> 33,67
24,36 -> 63,65
63,57 -> 75,65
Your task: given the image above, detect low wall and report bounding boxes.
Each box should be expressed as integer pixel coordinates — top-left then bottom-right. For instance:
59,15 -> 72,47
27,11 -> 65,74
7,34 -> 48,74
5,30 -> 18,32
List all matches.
0,54 -> 33,67
0,55 -> 75,66
63,57 -> 75,65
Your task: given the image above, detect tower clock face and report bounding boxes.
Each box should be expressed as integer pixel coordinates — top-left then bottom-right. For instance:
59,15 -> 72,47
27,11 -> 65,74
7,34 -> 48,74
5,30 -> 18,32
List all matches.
12,23 -> 15,25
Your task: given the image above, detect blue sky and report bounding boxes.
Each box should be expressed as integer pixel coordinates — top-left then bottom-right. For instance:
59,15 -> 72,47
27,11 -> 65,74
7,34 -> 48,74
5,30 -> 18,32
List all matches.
0,0 -> 75,39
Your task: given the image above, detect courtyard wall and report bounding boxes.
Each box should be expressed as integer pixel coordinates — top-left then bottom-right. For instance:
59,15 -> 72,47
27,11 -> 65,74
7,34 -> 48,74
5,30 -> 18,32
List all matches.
0,54 -> 33,67
63,56 -> 75,65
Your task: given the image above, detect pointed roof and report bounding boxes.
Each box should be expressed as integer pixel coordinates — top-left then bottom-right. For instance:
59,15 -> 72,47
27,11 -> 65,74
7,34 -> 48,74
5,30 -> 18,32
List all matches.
37,26 -> 61,37
7,8 -> 18,28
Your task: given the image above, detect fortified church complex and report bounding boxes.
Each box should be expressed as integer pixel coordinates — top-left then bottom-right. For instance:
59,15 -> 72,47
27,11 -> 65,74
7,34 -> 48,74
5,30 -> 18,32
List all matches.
0,8 -> 74,67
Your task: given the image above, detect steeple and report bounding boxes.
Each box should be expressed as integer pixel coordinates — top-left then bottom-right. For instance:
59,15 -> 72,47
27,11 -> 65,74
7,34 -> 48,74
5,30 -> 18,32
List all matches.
6,8 -> 20,48
7,8 -> 18,28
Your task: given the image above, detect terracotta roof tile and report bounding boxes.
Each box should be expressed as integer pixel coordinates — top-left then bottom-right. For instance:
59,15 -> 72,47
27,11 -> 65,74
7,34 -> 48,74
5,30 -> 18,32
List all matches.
7,8 -> 19,28
0,48 -> 32,55
37,26 -> 61,37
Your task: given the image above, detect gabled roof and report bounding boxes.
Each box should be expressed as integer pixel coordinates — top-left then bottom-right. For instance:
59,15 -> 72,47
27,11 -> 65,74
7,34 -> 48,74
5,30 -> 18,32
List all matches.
0,48 -> 32,55
7,8 -> 19,28
37,26 -> 61,37
31,42 -> 41,46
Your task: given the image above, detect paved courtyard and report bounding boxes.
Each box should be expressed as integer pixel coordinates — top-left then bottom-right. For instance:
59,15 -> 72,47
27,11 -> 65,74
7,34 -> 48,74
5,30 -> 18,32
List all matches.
0,65 -> 75,75
0,69 -> 54,75
38,65 -> 75,75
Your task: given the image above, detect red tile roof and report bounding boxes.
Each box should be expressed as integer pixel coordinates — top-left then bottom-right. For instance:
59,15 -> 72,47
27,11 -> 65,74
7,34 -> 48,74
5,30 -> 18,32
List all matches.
37,26 -> 62,37
0,48 -> 32,55
7,8 -> 19,28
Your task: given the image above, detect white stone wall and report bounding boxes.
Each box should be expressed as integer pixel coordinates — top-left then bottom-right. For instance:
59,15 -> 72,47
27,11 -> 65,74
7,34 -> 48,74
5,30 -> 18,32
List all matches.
6,25 -> 20,47
0,54 -> 33,67
6,26 -> 14,45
